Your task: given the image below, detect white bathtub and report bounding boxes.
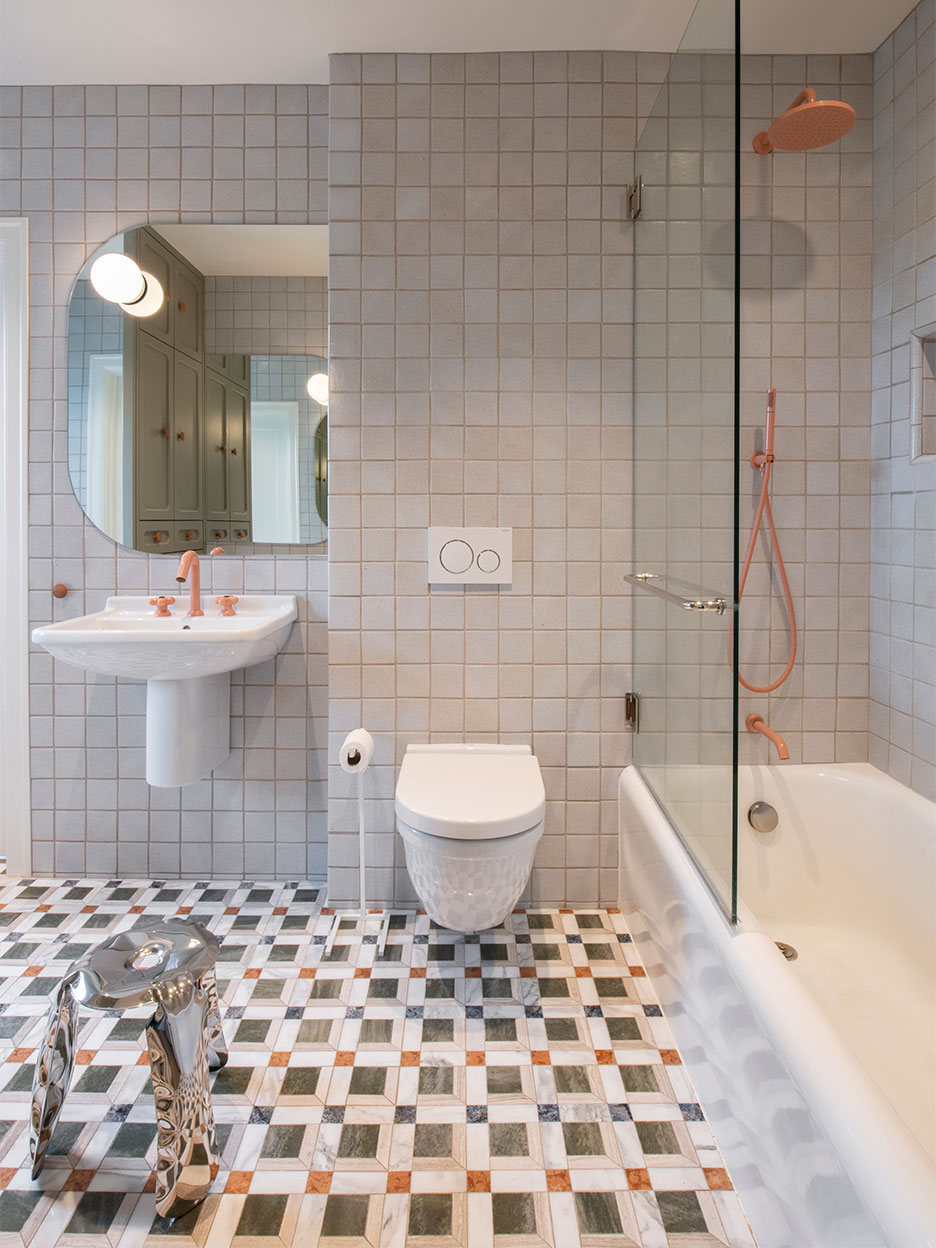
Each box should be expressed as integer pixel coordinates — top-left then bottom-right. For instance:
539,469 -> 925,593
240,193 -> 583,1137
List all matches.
619,762 -> 936,1248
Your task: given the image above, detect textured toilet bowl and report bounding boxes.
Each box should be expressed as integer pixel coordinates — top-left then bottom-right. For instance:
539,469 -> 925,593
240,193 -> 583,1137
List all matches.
398,819 -> 543,932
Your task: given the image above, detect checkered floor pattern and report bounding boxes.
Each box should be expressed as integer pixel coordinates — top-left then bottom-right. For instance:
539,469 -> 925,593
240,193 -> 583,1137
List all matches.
0,877 -> 756,1246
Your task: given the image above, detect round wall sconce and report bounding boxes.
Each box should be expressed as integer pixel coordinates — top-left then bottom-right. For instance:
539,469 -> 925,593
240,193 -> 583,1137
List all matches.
89,253 -> 165,318
306,372 -> 329,406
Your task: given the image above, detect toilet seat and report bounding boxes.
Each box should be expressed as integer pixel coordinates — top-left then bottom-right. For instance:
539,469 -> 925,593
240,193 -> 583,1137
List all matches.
395,743 -> 545,841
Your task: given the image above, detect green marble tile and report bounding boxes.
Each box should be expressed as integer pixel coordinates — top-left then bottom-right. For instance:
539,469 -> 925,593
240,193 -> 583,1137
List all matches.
544,1019 -> 579,1042
484,1018 -> 517,1042
488,1122 -> 528,1156
110,1122 -> 156,1158
280,914 -> 311,931
298,1019 -> 333,1043
21,976 -> 58,996
554,1065 -> 591,1094
594,976 -> 629,998
563,1122 -> 604,1155
280,1067 -> 321,1096
83,913 -> 115,928
421,1019 -> 454,1044
4,1066 -> 35,1093
368,978 -> 399,999
419,1066 -> 454,1095
408,1194 -> 452,1237
348,1066 -> 387,1096
0,1191 -> 43,1233
526,915 -> 555,929
358,1019 -> 393,1044
47,1120 -> 84,1155
310,979 -> 343,999
34,912 -> 66,928
217,944 -> 248,962
260,1125 -> 306,1159
65,1192 -> 127,1236
324,944 -> 352,963
480,943 -> 510,962
534,943 -> 563,961
619,1064 -> 660,1093
0,1016 -> 27,1040
657,1190 -> 707,1233
212,1066 -> 254,1096
338,1124 -> 381,1158
322,1194 -> 369,1238
576,914 -> 607,929
537,978 -> 570,998
606,1017 -> 642,1041
233,915 -> 262,930
584,943 -> 615,960
73,1064 -> 121,1093
492,1192 -> 536,1236
235,1193 -> 288,1238
425,978 -> 456,998
234,1019 -> 272,1044
486,1065 -> 522,1095
575,1191 -> 623,1235
636,1121 -> 681,1155
428,943 -> 457,962
413,1123 -> 451,1157
481,978 -> 512,998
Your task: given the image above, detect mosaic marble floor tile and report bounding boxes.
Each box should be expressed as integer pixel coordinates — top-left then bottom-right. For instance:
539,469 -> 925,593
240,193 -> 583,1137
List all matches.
0,877 -> 756,1247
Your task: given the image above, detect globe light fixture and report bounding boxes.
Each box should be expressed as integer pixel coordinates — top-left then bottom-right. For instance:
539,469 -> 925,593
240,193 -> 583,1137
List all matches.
89,253 -> 165,318
306,372 -> 329,406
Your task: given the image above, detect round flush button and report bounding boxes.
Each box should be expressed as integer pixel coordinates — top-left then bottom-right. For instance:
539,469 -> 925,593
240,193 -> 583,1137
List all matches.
476,548 -> 501,573
439,539 -> 474,574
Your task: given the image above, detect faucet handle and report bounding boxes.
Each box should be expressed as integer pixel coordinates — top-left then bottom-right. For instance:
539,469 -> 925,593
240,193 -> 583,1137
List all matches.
150,596 -> 176,617
216,595 -> 239,617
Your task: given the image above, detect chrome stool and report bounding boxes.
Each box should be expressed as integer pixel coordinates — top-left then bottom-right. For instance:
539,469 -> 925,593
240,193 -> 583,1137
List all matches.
29,918 -> 227,1219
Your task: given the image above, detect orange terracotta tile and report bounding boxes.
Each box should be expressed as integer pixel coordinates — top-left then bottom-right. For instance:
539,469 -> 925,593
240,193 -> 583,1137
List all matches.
0,1168 -> 16,1190
605,907 -> 621,915
130,905 -> 146,914
401,1051 -> 420,1066
386,1172 -> 410,1193
467,1170 -> 491,1192
335,1051 -> 355,1066
630,965 -> 647,977
367,909 -> 383,916
80,905 -> 98,913
321,907 -> 335,916
558,908 -> 574,915
143,1172 -> 157,1194
594,1049 -> 615,1065
464,967 -> 481,978
519,966 -> 536,978
176,906 -> 192,915
530,1050 -> 551,1065
307,1171 -> 333,1194
244,968 -> 261,979
409,968 -> 426,979
36,905 -> 52,913
546,1169 -> 572,1192
224,907 -> 239,915
574,967 -> 592,978
273,907 -> 288,915
75,1050 -> 95,1065
466,1051 -> 485,1066
8,1047 -> 33,1064
23,966 -> 42,977
660,1049 -> 682,1065
626,1168 -> 652,1190
225,1171 -> 253,1194
705,1168 -> 734,1190
269,1052 -> 291,1067
137,1052 -> 150,1066
63,1170 -> 95,1192
354,968 -> 371,979
416,909 -> 427,915
299,968 -> 317,979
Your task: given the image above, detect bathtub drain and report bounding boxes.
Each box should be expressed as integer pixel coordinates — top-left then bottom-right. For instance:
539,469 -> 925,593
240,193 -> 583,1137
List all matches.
776,941 -> 798,961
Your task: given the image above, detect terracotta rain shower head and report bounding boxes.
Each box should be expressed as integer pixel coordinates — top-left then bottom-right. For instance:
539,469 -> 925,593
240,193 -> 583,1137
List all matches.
753,88 -> 855,154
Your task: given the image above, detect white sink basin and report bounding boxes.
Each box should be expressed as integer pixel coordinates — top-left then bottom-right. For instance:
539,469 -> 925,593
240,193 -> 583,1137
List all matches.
32,594 -> 298,681
32,594 -> 299,787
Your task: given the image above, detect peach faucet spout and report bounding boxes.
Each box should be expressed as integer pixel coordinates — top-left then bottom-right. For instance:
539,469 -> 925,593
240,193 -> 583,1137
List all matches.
175,550 -> 204,617
746,713 -> 790,761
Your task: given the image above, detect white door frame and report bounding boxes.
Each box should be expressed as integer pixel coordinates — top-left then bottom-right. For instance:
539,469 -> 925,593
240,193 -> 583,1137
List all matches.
0,219 -> 31,875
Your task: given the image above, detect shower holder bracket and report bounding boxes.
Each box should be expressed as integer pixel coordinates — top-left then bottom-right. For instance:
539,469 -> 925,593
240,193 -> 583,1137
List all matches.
624,692 -> 640,732
626,176 -> 642,220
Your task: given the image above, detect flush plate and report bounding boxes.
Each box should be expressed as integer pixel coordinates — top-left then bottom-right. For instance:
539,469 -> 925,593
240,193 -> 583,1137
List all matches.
427,527 -> 512,585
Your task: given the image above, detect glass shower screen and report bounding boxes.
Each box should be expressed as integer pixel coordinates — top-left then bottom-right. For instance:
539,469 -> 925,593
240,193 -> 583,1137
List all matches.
630,0 -> 741,919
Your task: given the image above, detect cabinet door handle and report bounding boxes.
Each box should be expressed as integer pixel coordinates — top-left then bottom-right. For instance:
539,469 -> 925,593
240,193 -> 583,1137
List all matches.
219,444 -> 226,452
236,530 -> 246,539
160,427 -> 170,438
178,301 -> 185,312
185,531 -> 194,541
231,447 -> 237,455
52,583 -> 68,599
177,431 -> 185,441
153,532 -> 164,543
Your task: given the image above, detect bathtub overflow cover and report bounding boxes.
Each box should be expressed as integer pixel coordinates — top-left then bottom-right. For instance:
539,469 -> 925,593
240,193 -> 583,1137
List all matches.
747,801 -> 779,834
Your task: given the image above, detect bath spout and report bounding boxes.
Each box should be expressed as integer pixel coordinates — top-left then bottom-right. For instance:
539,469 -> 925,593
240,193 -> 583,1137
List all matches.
746,713 -> 790,760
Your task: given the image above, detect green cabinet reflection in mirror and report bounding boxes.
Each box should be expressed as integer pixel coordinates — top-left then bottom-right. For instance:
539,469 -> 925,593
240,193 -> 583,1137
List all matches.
67,224 -> 328,554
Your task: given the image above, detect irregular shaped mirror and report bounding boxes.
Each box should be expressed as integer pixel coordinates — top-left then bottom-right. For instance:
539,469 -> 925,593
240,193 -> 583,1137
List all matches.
67,224 -> 329,555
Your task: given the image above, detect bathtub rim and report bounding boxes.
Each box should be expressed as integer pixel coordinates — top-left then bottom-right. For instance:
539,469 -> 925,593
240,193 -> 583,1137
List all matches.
619,761 -> 936,1248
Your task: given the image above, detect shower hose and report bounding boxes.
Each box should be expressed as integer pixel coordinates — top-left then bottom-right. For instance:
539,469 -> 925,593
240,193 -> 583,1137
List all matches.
736,388 -> 797,693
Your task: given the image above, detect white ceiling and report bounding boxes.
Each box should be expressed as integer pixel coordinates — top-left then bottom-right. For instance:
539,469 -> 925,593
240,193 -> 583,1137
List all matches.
0,0 -> 912,84
153,225 -> 329,276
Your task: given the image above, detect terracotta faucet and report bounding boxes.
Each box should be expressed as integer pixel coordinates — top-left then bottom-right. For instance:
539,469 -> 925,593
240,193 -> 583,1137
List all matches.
175,550 -> 204,617
746,713 -> 790,760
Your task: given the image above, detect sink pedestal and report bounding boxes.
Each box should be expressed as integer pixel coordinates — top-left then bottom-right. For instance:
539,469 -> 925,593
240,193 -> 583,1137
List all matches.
146,673 -> 231,787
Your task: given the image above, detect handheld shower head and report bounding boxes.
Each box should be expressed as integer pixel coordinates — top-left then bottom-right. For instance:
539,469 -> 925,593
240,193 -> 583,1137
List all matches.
753,88 -> 855,154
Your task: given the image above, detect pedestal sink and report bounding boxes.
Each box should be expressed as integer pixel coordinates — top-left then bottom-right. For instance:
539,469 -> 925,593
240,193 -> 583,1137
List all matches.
32,595 -> 298,786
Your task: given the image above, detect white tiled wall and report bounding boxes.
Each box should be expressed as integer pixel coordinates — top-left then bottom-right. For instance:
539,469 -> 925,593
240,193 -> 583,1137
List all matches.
870,0 -> 936,800
326,51 -> 670,909
205,275 -> 327,355
0,83 -> 331,877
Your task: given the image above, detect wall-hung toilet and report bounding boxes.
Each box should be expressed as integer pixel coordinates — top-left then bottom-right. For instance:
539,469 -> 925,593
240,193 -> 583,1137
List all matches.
395,743 -> 545,931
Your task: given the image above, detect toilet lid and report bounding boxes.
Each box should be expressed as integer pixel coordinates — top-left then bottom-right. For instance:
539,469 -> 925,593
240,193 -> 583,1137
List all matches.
395,744 -> 546,840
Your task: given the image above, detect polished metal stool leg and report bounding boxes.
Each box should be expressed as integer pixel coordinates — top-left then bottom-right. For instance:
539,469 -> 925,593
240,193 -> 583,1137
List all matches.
147,973 -> 221,1220
201,968 -> 228,1071
29,980 -> 79,1179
